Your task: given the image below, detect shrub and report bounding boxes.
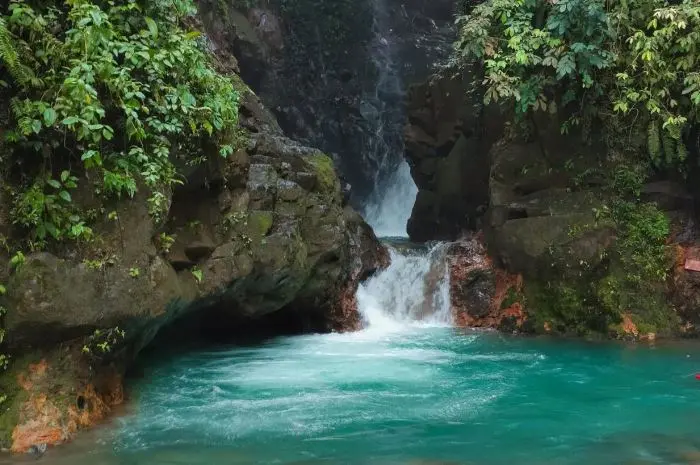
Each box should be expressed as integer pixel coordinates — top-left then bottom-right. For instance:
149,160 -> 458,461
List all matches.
0,0 -> 240,247
456,0 -> 700,166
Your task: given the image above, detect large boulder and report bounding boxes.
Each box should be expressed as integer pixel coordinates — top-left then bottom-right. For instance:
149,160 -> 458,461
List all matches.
0,20 -> 387,453
404,70 -> 504,241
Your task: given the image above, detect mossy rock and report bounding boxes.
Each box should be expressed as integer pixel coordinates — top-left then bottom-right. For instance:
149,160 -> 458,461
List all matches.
247,210 -> 274,241
306,154 -> 340,201
0,354 -> 40,448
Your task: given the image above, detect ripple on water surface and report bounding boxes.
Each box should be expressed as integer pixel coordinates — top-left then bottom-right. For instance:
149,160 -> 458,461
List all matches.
11,328 -> 700,465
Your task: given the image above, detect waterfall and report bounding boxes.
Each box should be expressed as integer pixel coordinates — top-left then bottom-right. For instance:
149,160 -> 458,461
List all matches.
357,243 -> 452,330
355,0 -> 449,330
360,0 -> 418,238
363,162 -> 417,238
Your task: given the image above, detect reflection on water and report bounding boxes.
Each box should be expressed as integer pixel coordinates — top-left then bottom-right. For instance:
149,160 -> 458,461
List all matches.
3,330 -> 700,465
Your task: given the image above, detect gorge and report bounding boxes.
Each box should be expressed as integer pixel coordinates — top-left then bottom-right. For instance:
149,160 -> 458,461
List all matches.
2,0 -> 700,463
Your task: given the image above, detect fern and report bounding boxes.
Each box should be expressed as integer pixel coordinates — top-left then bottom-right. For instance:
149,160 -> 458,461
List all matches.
0,18 -> 34,86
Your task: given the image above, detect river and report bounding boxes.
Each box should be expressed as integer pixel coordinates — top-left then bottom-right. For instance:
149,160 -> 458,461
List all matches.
9,243 -> 700,465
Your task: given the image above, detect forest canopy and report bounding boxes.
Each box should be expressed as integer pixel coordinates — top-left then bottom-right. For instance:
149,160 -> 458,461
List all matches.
0,0 -> 240,248
456,0 -> 700,167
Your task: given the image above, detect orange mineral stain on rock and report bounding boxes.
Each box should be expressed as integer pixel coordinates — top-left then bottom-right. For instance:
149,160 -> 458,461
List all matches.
684,246 -> 700,272
10,356 -> 126,453
11,394 -> 67,453
449,235 -> 526,330
621,314 -> 639,338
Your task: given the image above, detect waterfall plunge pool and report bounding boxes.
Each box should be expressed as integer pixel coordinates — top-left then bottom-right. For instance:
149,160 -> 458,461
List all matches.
10,244 -> 700,465
16,327 -> 700,465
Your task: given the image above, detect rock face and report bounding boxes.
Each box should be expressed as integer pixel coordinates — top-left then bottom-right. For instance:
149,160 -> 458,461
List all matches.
207,0 -> 457,204
403,71 -> 700,337
404,70 -> 504,242
0,9 -> 387,452
447,235 -> 525,331
484,128 -> 614,280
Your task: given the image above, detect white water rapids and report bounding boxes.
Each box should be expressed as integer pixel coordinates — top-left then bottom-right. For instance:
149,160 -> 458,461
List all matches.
356,0 -> 445,331
357,244 -> 452,331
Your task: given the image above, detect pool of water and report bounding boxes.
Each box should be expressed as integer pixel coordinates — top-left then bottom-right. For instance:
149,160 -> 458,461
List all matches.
17,326 -> 700,465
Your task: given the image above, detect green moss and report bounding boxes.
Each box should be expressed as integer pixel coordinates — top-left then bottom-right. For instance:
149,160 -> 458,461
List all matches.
230,73 -> 252,96
307,154 -> 339,198
247,211 -> 274,240
524,279 -> 606,336
0,356 -> 35,448
500,286 -> 522,310
519,169 -> 678,337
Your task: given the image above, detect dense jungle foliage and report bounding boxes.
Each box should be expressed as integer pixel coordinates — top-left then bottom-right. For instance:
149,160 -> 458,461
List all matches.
456,0 -> 700,167
456,0 -> 700,336
0,0 -> 240,248
0,0 -> 241,390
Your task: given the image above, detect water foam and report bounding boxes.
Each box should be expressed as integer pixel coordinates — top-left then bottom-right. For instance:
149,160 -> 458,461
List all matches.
363,161 -> 418,238
357,244 -> 452,331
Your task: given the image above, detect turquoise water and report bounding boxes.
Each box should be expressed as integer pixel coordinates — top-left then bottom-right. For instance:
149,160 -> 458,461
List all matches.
24,326 -> 700,465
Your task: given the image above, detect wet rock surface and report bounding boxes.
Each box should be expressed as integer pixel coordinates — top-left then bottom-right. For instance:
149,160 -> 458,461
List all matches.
404,70 -> 504,242
0,6 -> 388,452
214,0 -> 457,205
447,235 -> 525,331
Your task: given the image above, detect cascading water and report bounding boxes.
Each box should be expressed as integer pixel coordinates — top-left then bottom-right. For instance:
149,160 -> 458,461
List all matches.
360,0 -> 418,237
357,244 -> 452,330
353,0 -> 450,329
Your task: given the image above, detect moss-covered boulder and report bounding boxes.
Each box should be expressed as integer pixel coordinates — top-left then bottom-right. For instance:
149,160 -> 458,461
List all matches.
480,127 -> 680,339
0,18 -> 387,453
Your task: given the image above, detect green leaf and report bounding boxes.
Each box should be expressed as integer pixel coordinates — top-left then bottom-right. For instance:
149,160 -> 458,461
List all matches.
46,179 -> 61,189
556,54 -> 576,79
61,170 -> 70,182
59,191 -> 72,202
81,150 -> 97,160
43,108 -> 57,126
45,222 -> 59,239
31,119 -> 42,134
102,127 -> 114,140
145,17 -> 158,38
61,116 -> 80,125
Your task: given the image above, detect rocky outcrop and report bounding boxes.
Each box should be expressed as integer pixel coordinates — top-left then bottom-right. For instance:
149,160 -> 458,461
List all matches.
403,83 -> 700,338
0,11 -> 387,453
209,0 -> 457,204
448,235 -> 525,331
404,70 -> 504,241
477,119 -> 699,338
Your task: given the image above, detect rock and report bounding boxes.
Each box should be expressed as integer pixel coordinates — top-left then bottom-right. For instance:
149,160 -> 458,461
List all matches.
215,0 -> 457,206
484,137 -> 616,280
27,443 -> 47,457
448,235 -> 526,330
404,70 -> 504,241
642,181 -> 693,212
489,213 -> 615,279
0,7 -> 388,452
5,252 -> 192,348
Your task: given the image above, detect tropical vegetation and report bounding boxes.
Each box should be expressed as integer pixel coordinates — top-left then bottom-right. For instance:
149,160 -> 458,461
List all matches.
456,0 -> 700,167
0,0 -> 240,248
